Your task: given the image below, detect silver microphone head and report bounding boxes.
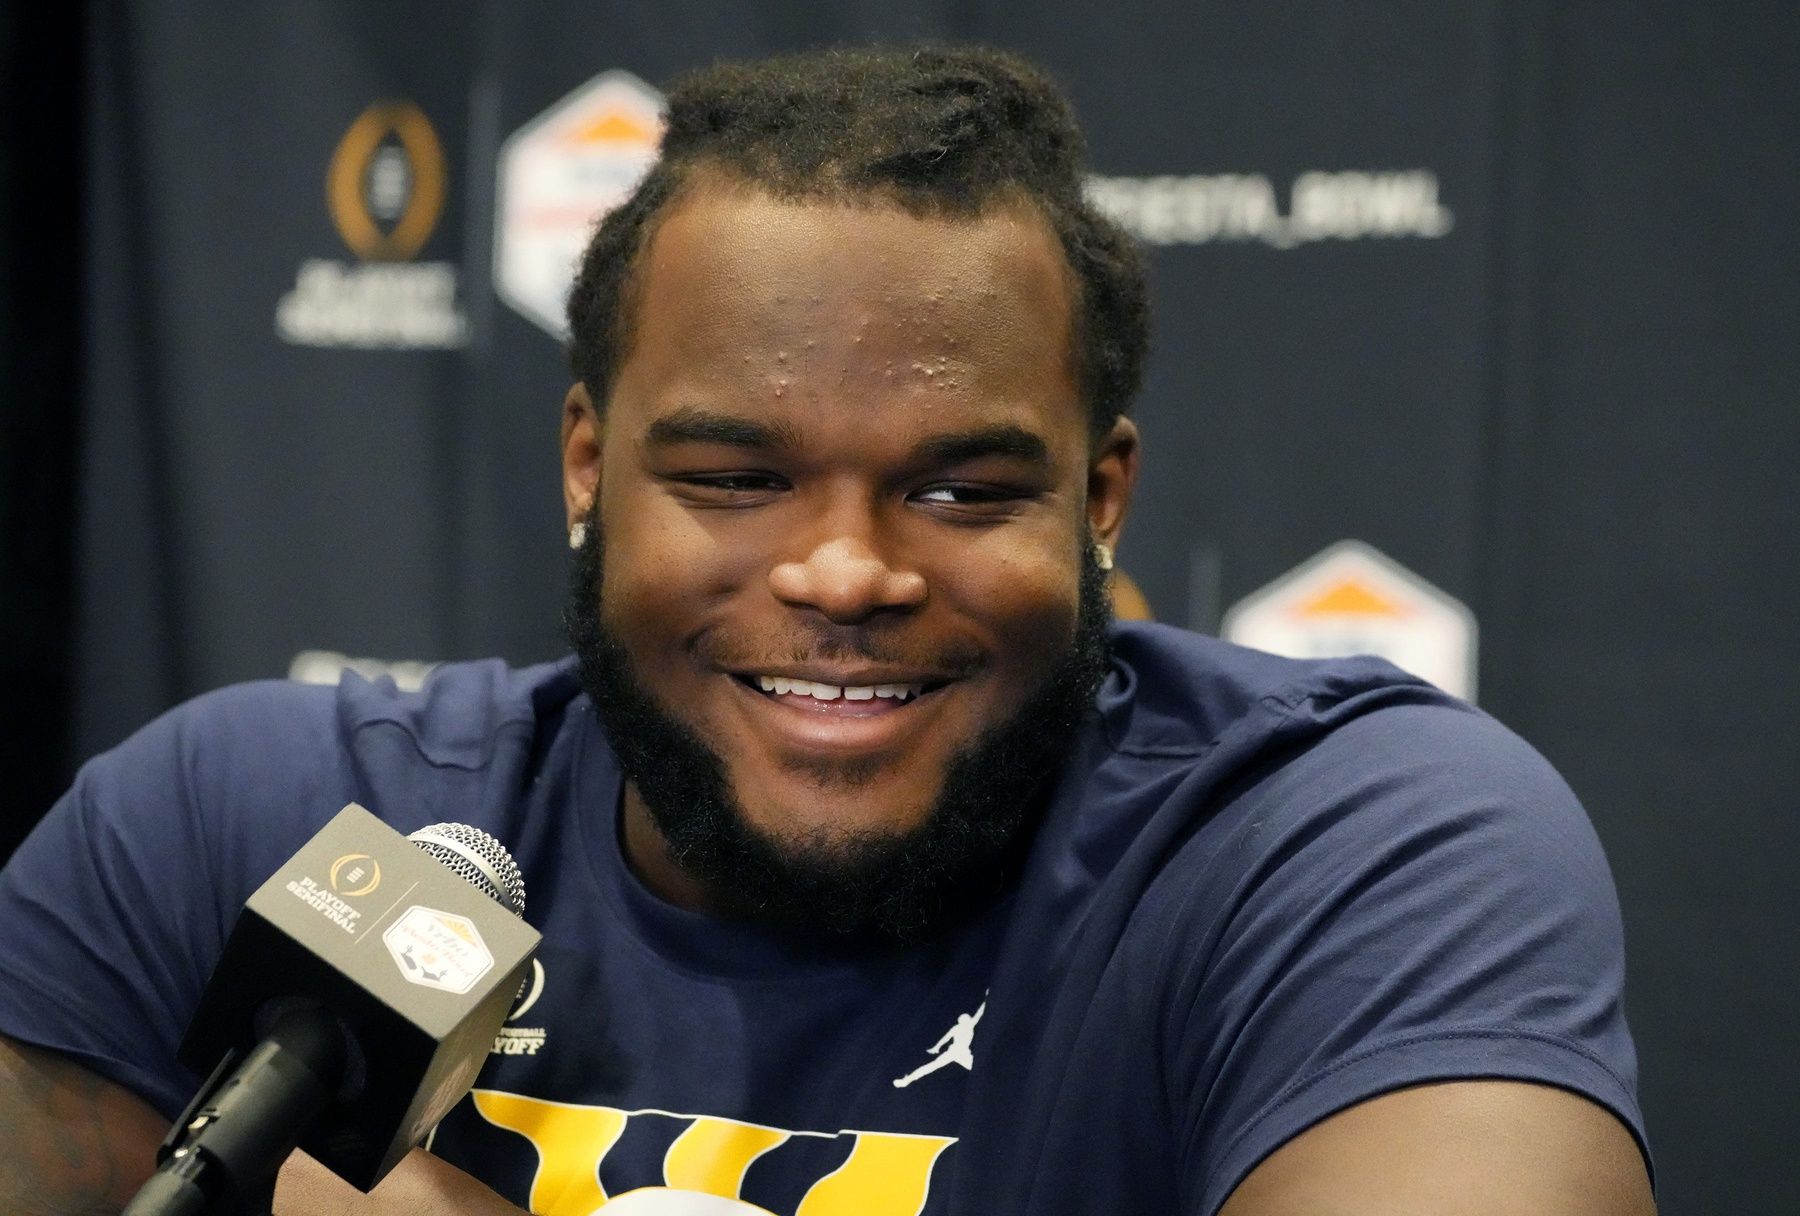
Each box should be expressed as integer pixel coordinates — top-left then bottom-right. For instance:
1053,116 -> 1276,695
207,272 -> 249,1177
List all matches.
407,823 -> 526,917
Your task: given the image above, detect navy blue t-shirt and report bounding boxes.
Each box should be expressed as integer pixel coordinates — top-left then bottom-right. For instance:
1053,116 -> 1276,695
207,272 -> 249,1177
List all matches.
0,623 -> 1647,1214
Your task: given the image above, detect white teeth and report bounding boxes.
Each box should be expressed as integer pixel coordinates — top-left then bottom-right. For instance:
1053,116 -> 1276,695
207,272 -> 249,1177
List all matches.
752,676 -> 926,702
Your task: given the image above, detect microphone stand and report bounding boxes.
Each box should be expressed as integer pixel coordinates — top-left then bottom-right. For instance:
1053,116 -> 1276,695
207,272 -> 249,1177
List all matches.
122,1006 -> 347,1216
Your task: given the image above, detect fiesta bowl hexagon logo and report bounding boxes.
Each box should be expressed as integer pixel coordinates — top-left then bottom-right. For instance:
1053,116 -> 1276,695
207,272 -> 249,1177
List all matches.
1221,539 -> 1478,701
382,905 -> 495,994
494,69 -> 666,338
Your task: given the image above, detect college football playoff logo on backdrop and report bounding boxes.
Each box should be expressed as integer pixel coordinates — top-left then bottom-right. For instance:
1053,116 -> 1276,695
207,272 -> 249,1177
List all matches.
326,101 -> 447,261
275,100 -> 469,350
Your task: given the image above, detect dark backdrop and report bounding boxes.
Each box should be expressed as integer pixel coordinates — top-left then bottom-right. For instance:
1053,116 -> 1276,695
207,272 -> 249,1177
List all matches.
2,3 -> 1795,1211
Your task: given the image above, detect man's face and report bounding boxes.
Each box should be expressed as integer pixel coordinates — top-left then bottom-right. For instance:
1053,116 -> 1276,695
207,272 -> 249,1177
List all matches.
563,182 -> 1136,934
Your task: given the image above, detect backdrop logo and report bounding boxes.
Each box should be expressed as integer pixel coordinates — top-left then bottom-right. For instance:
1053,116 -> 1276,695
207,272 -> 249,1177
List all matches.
289,649 -> 439,692
1221,540 -> 1478,700
326,101 -> 447,261
494,69 -> 666,339
1086,170 -> 1454,248
275,100 -> 469,350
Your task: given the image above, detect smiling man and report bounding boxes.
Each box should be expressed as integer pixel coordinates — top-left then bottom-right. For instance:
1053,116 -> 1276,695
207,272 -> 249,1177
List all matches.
563,178 -> 1128,943
0,47 -> 1652,1216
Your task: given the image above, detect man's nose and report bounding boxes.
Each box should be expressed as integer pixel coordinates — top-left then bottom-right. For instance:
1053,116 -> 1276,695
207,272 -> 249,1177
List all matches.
767,532 -> 928,624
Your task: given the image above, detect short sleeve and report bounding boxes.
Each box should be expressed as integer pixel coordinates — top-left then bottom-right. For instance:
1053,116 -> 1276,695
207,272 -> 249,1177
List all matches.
1164,697 -> 1649,1215
0,682 -> 346,1116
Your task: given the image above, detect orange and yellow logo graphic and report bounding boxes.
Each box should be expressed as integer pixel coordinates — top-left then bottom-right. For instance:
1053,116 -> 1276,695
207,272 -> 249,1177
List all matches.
1221,539 -> 1479,699
1287,577 -> 1413,620
472,1092 -> 953,1216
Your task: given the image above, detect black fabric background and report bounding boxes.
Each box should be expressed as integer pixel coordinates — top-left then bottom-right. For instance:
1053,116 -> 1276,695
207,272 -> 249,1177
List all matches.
2,2 -> 1794,1209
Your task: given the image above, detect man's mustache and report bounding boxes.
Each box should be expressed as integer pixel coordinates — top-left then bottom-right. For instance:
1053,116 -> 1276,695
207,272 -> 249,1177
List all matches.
700,630 -> 987,678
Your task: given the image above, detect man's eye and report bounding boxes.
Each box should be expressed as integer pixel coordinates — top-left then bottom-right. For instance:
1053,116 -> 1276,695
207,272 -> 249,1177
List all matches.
912,484 -> 1026,508
670,472 -> 787,500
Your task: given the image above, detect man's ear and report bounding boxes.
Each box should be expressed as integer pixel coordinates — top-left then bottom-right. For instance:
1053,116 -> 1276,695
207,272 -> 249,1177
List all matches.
1087,415 -> 1140,554
562,382 -> 601,529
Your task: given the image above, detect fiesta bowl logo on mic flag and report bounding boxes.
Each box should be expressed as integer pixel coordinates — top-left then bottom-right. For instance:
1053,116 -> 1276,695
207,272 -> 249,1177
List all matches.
383,905 -> 496,995
495,69 -> 666,338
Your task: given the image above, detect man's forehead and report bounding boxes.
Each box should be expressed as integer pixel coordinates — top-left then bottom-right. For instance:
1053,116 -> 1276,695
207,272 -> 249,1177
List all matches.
605,182 -> 1083,439
634,182 -> 1075,335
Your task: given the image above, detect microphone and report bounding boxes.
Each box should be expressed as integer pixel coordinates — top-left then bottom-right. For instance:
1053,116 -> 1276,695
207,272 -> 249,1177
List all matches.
406,822 -> 527,915
122,804 -> 540,1215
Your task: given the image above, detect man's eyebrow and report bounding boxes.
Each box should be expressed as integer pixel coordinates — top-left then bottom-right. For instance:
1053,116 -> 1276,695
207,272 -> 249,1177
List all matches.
643,407 -> 801,452
911,425 -> 1052,469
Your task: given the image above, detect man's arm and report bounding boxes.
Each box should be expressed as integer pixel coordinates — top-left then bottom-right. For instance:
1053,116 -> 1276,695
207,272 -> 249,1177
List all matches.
274,1149 -> 527,1215
1218,1080 -> 1655,1216
0,1035 -> 164,1216
0,1035 -> 527,1216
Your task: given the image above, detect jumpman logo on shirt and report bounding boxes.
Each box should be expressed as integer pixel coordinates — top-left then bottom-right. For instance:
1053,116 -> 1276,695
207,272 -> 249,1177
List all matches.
892,997 -> 986,1088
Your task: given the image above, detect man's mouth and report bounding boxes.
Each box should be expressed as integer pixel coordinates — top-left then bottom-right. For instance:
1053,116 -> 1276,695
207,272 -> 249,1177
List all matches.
728,670 -> 955,722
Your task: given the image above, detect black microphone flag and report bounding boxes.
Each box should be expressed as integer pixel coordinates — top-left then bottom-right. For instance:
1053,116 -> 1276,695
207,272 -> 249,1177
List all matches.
135,803 -> 539,1211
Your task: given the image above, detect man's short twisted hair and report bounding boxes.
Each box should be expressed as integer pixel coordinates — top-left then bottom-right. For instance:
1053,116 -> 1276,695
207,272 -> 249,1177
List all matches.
565,46 -> 1149,444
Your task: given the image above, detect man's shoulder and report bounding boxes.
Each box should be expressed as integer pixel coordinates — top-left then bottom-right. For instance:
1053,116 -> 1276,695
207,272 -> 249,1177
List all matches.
73,656 -> 589,855
1099,621 -> 1570,823
153,656 -> 584,768
324,655 -> 584,770
1100,620 -> 1445,759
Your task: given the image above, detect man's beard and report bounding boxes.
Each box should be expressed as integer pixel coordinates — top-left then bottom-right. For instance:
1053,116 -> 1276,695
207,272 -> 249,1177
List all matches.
564,517 -> 1113,944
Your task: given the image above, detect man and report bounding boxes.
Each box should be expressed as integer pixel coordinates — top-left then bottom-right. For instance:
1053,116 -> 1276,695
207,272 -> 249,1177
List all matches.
0,47 -> 1653,1215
